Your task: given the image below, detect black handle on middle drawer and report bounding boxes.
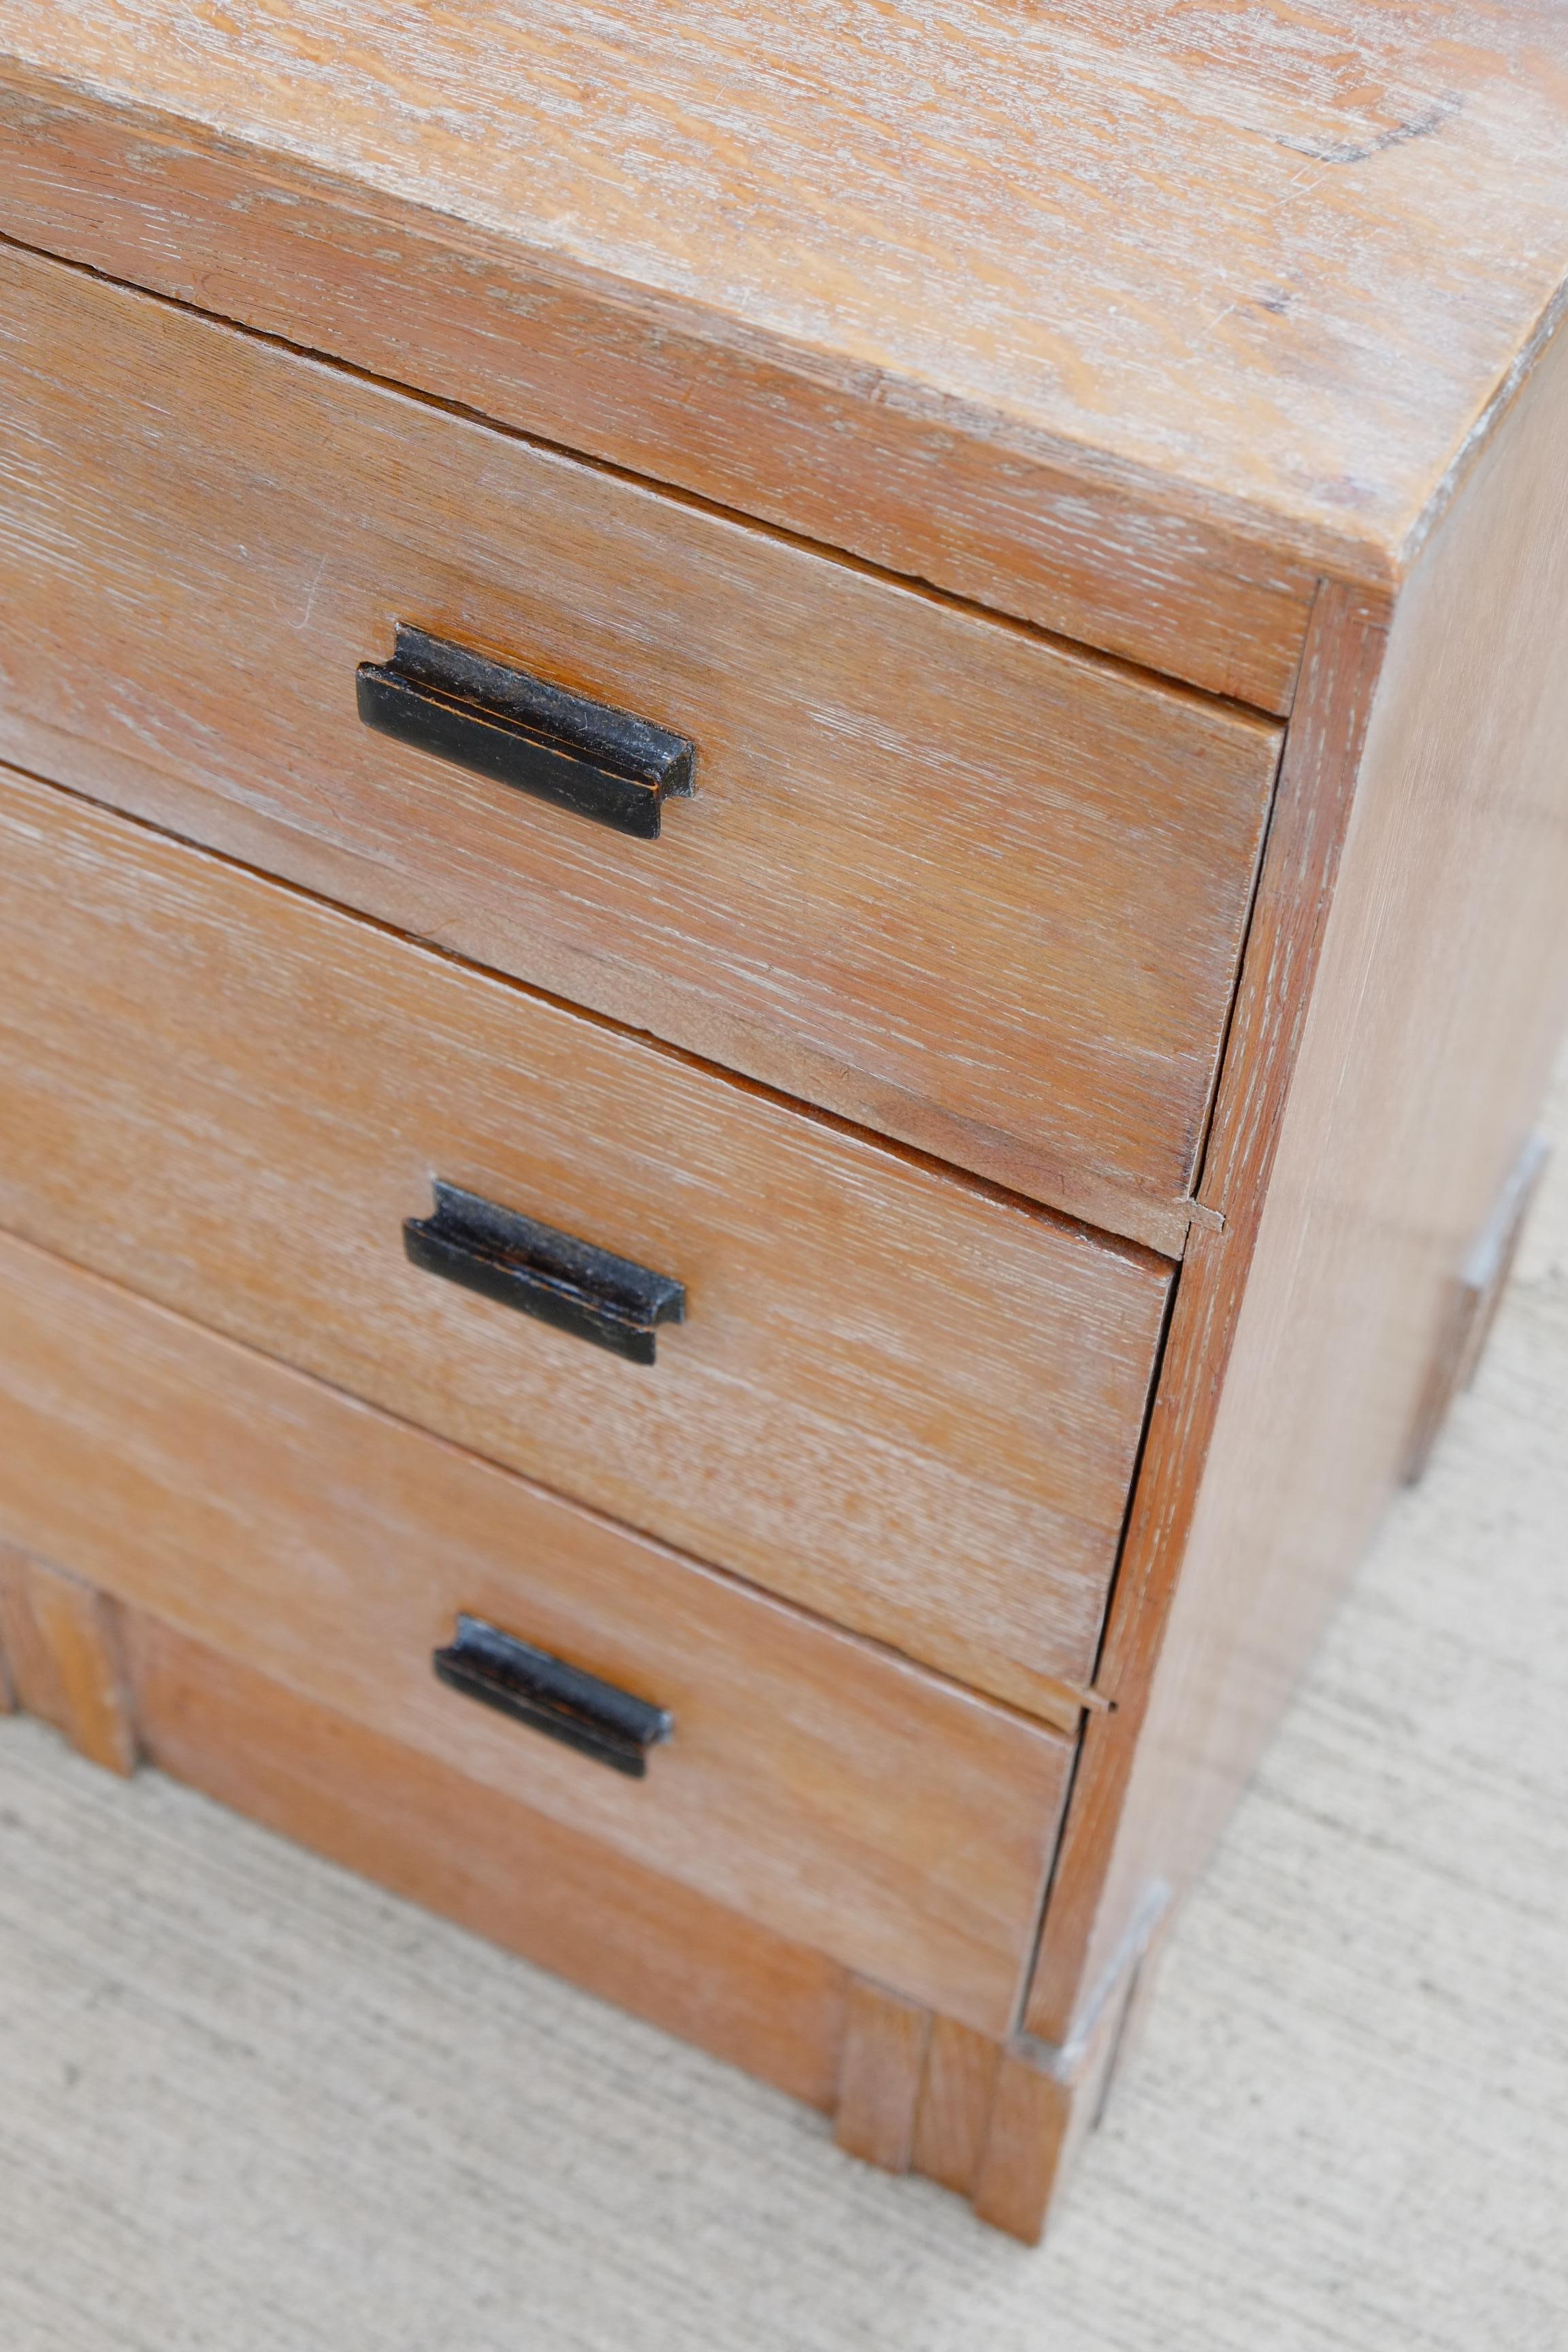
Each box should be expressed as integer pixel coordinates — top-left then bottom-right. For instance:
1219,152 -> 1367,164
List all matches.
405,1179 -> 686,1364
357,622 -> 695,838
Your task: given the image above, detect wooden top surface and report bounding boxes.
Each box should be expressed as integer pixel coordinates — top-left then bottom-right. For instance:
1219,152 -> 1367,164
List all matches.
8,1 -> 1567,593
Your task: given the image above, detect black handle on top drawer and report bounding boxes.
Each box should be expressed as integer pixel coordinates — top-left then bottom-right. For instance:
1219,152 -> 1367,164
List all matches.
405,1179 -> 686,1365
357,623 -> 695,838
434,1613 -> 673,1777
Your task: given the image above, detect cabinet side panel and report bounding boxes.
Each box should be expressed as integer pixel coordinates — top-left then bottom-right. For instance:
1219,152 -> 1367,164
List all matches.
1032,312 -> 1568,2035
1024,577 -> 1386,2038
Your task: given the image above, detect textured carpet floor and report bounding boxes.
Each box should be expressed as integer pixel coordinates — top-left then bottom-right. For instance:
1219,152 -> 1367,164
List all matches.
1,1052 -> 1565,2350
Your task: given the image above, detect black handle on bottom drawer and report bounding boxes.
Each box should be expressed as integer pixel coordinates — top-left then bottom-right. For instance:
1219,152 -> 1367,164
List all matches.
434,1614 -> 673,1777
405,1180 -> 686,1365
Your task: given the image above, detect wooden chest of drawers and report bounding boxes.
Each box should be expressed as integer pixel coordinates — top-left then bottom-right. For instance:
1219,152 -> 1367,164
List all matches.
2,2 -> 1567,2242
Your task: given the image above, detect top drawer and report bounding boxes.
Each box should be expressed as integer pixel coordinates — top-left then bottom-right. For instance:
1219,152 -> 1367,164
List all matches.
0,244 -> 1280,1253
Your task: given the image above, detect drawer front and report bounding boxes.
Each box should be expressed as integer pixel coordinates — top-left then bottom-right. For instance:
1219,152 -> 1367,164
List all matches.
0,1225 -> 1073,2034
0,768 -> 1170,1717
0,242 -> 1281,1250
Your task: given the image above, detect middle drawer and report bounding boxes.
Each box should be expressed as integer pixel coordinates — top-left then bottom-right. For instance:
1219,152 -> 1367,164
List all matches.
0,766 -> 1171,1718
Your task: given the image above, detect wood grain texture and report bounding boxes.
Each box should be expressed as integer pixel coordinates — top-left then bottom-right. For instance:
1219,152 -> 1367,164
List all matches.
0,1546 -> 136,1776
0,764 -> 1171,1718
968,2060 -> 1073,2247
1033,311 -> 1568,2040
4,7 -> 1568,690
0,1548 -> 58,1735
0,1550 -> 37,1699
0,244 -> 1281,1242
0,1225 -> 1077,2035
125,1609 -> 848,2111
0,63 -> 1308,715
1027,578 -> 1389,2039
970,1984 -> 1132,2246
833,1982 -> 930,2175
1403,1133 -> 1550,1482
909,2016 -> 1000,2200
3,1143 -> 1565,2333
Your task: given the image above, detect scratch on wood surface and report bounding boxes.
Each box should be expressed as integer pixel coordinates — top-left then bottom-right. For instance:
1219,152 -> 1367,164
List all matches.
1273,93 -> 1464,168
294,549 -> 328,631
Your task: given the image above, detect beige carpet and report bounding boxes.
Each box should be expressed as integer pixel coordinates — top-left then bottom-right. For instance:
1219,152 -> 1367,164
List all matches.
2,1051 -> 1565,2350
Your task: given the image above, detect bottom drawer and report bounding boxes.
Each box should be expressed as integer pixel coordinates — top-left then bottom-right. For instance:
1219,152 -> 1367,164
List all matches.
0,1226 -> 1073,2035
115,1607 -> 851,2110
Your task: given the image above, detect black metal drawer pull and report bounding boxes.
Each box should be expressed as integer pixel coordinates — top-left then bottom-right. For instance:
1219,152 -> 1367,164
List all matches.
405,1179 -> 686,1365
434,1613 -> 673,1776
357,622 -> 695,838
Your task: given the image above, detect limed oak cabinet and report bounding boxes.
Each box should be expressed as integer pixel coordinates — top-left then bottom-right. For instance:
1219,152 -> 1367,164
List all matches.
1,3 -> 1566,2242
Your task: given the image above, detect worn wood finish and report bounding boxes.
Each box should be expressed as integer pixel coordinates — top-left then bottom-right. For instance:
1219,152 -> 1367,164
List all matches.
969,2057 -> 1073,2247
1403,1132 -> 1551,1483
0,84 -> 1317,715
0,766 -> 1171,1720
5,7 -> 1568,697
0,1557 -> 65,1732
829,1942 -> 1156,2235
0,1548 -> 64,1739
909,2018 -> 1001,2200
0,1544 -> 136,1776
0,1225 -> 1077,2035
5,0 -> 1568,2253
0,246 -> 1281,1243
1032,314 -> 1568,2043
23,1565 -> 137,1778
970,1982 -> 1135,2246
126,1609 -> 848,2111
0,76 -> 1282,719
1026,578 -> 1389,2038
1014,418 -> 1507,2042
833,1982 -> 931,2176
